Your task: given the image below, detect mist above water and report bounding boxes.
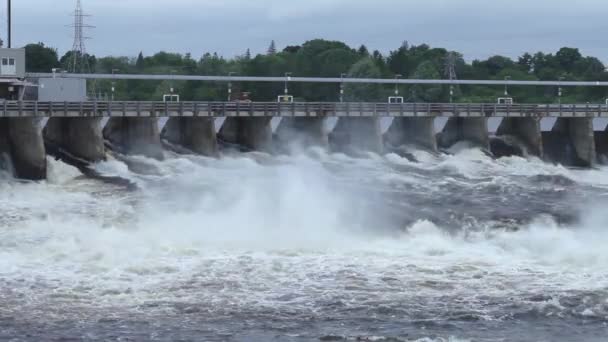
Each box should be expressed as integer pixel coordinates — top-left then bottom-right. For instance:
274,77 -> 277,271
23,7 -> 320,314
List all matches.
1,146 -> 607,341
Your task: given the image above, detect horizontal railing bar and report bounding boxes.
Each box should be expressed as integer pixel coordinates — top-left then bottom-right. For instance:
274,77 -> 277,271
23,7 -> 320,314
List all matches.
27,73 -> 608,87
2,101 -> 608,117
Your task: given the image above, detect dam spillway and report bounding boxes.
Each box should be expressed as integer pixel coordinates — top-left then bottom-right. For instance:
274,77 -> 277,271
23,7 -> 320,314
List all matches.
1,100 -> 608,180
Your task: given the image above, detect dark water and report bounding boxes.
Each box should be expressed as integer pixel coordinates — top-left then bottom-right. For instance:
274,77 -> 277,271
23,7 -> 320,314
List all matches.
1,147 -> 607,341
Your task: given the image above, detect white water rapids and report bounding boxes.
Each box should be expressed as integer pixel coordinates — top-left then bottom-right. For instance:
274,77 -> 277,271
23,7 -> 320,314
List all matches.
0,147 -> 607,341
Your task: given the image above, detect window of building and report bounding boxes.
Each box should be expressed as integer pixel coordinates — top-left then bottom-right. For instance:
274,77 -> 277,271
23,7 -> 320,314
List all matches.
9,58 -> 15,66
1,58 -> 7,66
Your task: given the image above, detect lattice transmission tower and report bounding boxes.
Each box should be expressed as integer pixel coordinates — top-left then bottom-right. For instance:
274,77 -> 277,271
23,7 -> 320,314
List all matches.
67,0 -> 93,74
445,52 -> 458,103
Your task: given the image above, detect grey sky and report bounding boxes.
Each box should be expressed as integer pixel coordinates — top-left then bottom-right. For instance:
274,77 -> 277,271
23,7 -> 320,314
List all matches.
5,0 -> 608,61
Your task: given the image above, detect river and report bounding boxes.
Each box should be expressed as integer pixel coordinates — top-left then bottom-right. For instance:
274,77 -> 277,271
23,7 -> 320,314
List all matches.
1,145 -> 607,341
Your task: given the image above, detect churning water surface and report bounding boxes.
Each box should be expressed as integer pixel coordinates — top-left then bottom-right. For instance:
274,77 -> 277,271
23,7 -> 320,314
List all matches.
0,145 -> 607,342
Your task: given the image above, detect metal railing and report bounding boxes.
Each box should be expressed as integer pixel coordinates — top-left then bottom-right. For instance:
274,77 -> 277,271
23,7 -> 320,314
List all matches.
1,101 -> 608,118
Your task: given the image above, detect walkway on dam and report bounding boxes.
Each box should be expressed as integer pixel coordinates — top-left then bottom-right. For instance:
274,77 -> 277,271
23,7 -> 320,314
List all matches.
1,101 -> 608,118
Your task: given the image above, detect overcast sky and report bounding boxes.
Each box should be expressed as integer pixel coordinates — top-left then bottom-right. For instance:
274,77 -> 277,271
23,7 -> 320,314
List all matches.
4,0 -> 608,62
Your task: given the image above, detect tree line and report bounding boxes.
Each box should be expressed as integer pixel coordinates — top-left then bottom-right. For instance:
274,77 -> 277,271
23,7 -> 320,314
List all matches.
23,40 -> 608,103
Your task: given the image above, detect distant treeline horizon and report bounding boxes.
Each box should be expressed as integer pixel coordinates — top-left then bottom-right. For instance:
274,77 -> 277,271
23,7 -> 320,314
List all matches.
23,39 -> 608,103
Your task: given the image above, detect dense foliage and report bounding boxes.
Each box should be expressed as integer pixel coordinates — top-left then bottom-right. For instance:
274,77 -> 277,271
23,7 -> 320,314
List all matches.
23,40 -> 608,103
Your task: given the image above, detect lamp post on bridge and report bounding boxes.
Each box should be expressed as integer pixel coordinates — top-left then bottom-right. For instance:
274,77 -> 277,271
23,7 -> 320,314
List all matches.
111,69 -> 119,101
394,74 -> 402,97
558,76 -> 565,105
169,69 -> 178,94
340,73 -> 347,103
504,75 -> 511,96
228,72 -> 237,101
284,72 -> 292,95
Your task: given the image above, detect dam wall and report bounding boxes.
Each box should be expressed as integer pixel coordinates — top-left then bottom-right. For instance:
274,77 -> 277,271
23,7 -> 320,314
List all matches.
495,117 -> 543,157
218,117 -> 273,152
438,117 -> 489,150
329,117 -> 383,154
5,99 -> 608,181
543,117 -> 596,167
103,118 -> 164,160
0,118 -> 46,180
44,117 -> 106,163
384,117 -> 437,152
161,117 -> 218,157
275,117 -> 328,150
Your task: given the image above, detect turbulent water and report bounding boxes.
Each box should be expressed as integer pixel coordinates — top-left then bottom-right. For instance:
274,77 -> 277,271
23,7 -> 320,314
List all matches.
1,144 -> 608,341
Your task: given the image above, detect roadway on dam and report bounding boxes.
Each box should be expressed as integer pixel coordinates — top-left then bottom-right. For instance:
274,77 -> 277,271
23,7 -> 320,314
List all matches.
1,101 -> 608,117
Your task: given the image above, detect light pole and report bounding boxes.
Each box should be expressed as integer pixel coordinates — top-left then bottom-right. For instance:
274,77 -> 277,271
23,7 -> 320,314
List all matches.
169,69 -> 178,94
340,73 -> 347,102
7,0 -> 11,48
284,72 -> 292,95
504,75 -> 511,96
111,68 -> 119,101
394,74 -> 402,96
228,72 -> 237,101
558,76 -> 564,104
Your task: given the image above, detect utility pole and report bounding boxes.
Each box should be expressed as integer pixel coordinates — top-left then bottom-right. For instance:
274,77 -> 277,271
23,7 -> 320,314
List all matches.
7,0 -> 11,48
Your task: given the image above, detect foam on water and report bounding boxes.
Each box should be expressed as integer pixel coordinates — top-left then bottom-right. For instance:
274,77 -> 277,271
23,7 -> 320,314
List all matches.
1,148 -> 607,341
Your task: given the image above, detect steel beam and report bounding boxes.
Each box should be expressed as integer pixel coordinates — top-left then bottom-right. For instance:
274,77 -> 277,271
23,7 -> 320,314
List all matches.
27,73 -> 608,87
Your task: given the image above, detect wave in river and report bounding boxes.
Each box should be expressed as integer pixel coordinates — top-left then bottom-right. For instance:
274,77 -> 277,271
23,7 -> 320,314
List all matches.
0,148 -> 607,341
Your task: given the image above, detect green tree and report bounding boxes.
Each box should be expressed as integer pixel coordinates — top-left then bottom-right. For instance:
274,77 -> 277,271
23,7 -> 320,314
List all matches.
344,58 -> 385,102
135,52 -> 145,71
59,51 -> 97,73
555,47 -> 582,72
410,61 -> 442,102
24,43 -> 59,72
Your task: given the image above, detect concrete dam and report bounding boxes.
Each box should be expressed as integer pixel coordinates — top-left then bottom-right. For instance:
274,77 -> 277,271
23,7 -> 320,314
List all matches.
1,100 -> 607,180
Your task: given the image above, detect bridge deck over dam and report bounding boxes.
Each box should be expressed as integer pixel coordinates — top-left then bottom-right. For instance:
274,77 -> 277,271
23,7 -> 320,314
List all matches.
1,101 -> 608,118
3,99 -> 608,182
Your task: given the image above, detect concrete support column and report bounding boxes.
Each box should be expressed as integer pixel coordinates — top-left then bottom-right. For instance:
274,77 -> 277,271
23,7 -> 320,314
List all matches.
275,117 -> 328,150
44,117 -> 106,162
384,117 -> 437,152
103,118 -> 164,160
0,118 -> 46,180
218,117 -> 273,152
495,117 -> 543,157
329,117 -> 383,154
161,117 -> 218,156
543,117 -> 595,167
438,117 -> 489,150
595,129 -> 608,163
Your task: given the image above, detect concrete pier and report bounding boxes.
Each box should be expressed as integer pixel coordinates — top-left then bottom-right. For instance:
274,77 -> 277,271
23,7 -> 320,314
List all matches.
384,117 -> 437,152
0,118 -> 46,180
161,117 -> 218,156
44,118 -> 106,162
329,118 -> 383,154
218,117 -> 273,152
103,118 -> 164,160
275,117 -> 328,150
438,117 -> 489,150
543,117 -> 596,167
595,129 -> 608,163
495,118 -> 543,157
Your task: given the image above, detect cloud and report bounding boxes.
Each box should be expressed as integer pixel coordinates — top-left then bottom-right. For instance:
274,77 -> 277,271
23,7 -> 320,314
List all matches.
7,0 -> 608,62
